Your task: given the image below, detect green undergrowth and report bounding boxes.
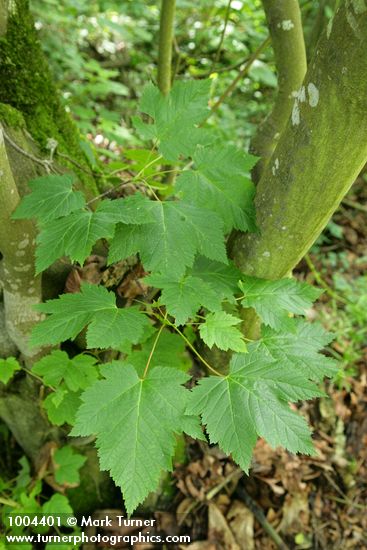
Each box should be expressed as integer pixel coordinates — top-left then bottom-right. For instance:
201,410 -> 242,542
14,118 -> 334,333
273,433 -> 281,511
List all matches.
8,80 -> 341,515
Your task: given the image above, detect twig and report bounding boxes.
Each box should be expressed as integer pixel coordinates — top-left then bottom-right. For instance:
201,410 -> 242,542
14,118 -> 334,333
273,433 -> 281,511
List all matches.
342,197 -> 367,213
322,471 -> 364,510
0,496 -> 20,508
157,0 -> 176,95
2,129 -> 54,173
328,495 -> 365,511
206,467 -> 242,500
178,468 -> 242,526
86,177 -> 132,205
210,0 -> 232,74
304,254 -> 348,305
20,366 -> 56,392
163,315 -> 224,377
3,126 -> 93,179
172,37 -> 182,80
201,54 -> 257,77
209,36 -> 271,115
56,151 -> 96,177
236,485 -> 291,550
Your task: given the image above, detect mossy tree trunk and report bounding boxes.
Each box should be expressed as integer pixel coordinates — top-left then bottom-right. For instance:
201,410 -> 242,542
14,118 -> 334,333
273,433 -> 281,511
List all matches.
0,0 -> 115,513
232,1 -> 367,283
0,0 -> 98,196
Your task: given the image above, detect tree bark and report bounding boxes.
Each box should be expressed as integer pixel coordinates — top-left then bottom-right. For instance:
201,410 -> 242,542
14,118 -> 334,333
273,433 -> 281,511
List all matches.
0,2 -> 114,512
250,0 -> 307,181
0,126 -> 43,361
307,0 -> 336,57
232,1 -> 367,280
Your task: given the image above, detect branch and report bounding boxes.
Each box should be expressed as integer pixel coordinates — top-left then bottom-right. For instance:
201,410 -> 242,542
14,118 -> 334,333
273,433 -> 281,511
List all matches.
210,0 -> 232,73
157,0 -> 176,95
210,36 -> 271,115
250,0 -> 307,181
236,485 -> 290,550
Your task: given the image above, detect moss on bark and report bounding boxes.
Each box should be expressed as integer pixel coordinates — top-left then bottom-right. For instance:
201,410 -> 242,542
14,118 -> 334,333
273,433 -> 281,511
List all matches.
0,0 -> 98,195
0,103 -> 25,128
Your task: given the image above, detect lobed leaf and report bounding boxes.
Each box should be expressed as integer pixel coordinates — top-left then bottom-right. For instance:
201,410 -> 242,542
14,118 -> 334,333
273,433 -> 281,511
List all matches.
239,276 -> 322,331
251,321 -> 338,381
177,145 -> 256,233
199,311 -> 247,352
191,257 -> 242,303
43,387 -> 81,426
0,357 -> 21,384
53,446 -> 87,486
35,204 -> 116,273
134,80 -> 212,161
189,348 -> 317,472
12,175 -> 85,223
33,350 -> 98,391
71,363 -> 192,514
109,200 -> 227,279
146,273 -> 222,325
30,283 -> 151,348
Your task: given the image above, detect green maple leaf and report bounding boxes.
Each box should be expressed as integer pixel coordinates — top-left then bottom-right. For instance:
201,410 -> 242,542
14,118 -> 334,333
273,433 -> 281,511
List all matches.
0,357 -> 20,384
133,80 -> 212,161
97,193 -> 157,225
146,273 -> 222,325
109,200 -> 227,278
71,363 -> 192,514
33,351 -> 98,391
12,175 -> 85,223
188,349 -> 316,472
43,386 -> 81,426
42,494 -> 73,518
199,311 -> 247,352
252,321 -> 338,381
239,276 -> 322,331
35,203 -> 116,273
191,257 -> 241,303
30,283 -> 151,348
230,349 -> 325,402
177,144 -> 257,232
53,446 -> 87,486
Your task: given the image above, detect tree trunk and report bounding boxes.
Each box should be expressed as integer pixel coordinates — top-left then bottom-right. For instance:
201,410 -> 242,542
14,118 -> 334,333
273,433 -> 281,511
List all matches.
232,1 -> 367,281
0,1 -> 116,513
307,0 -> 336,57
0,126 -> 44,360
250,0 -> 307,181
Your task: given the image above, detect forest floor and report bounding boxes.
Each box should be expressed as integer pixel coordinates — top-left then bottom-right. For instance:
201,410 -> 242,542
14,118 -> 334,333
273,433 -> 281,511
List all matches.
86,178 -> 367,550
